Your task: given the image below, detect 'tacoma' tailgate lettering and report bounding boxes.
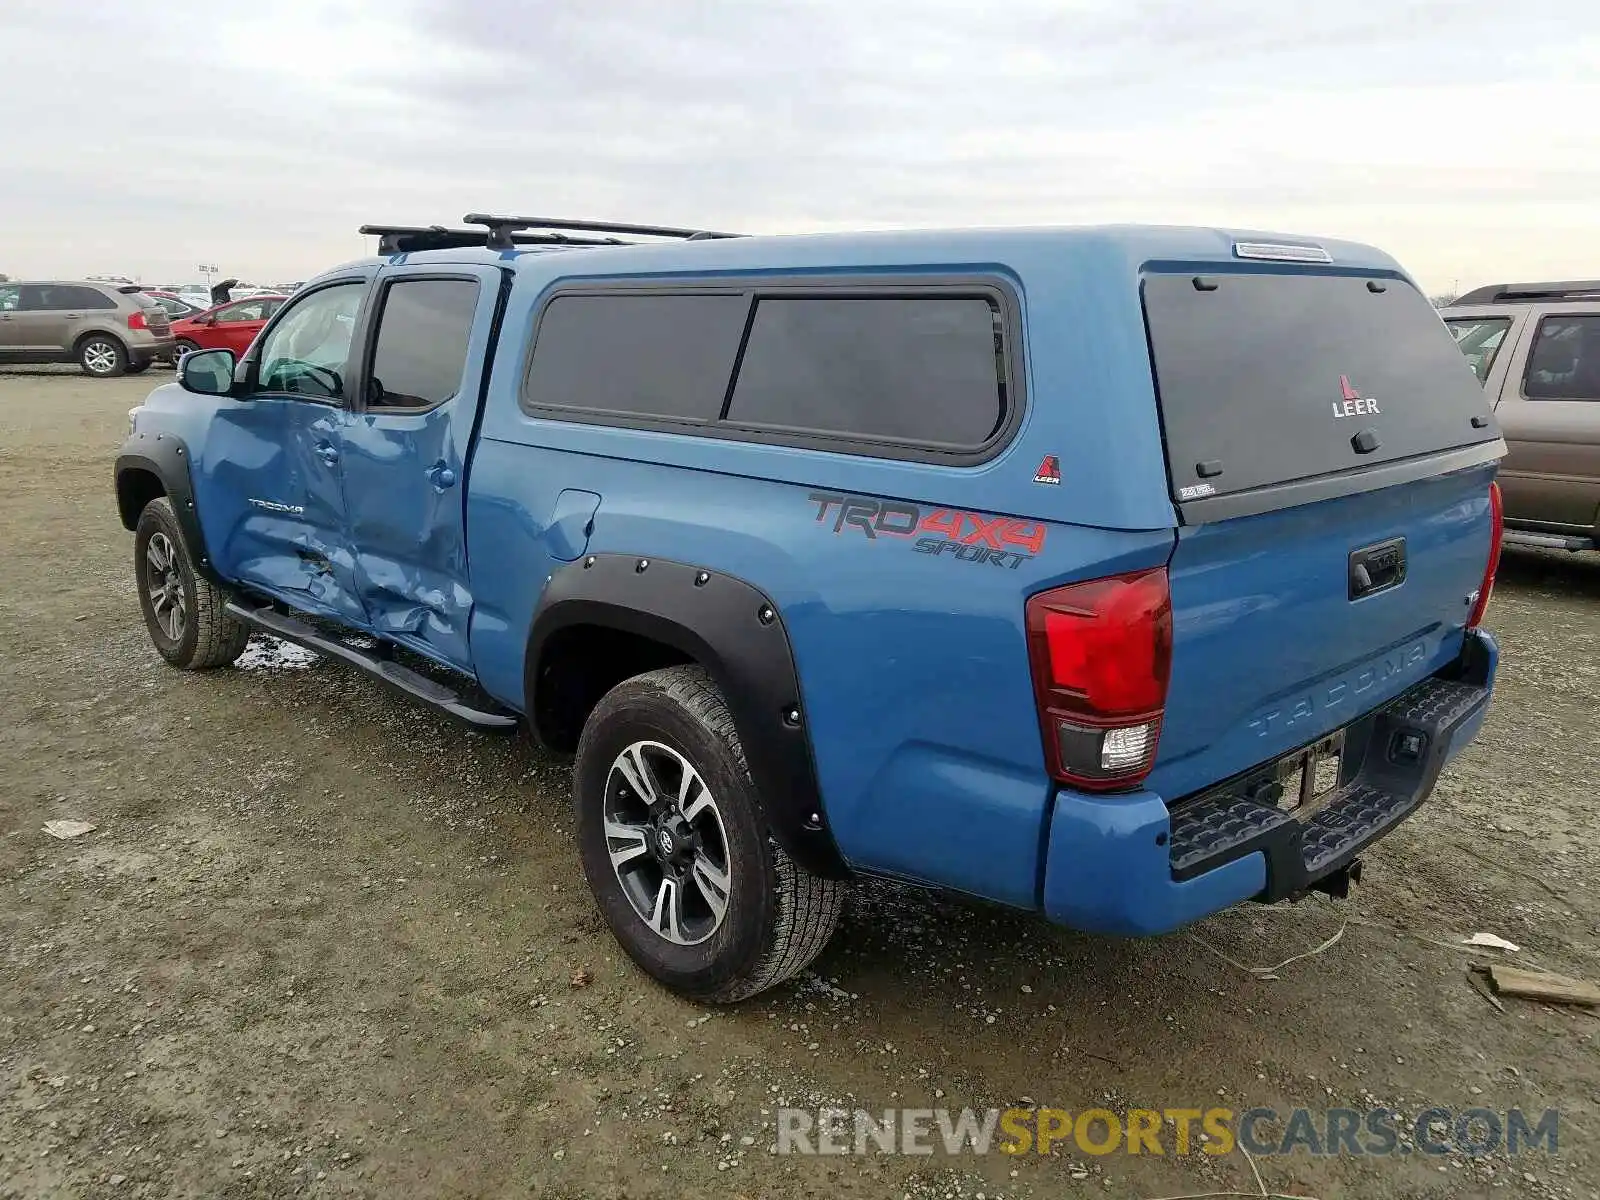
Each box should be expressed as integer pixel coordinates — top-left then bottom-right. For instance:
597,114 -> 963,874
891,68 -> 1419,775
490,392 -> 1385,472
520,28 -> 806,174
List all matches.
1248,641 -> 1428,738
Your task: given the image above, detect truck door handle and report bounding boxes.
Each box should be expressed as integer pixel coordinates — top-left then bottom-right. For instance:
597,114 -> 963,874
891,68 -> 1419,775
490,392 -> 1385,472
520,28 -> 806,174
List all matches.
428,464 -> 457,490
315,443 -> 340,467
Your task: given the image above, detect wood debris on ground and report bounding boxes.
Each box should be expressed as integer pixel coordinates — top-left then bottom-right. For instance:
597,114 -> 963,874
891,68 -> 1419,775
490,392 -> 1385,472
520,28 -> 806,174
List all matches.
1475,963 -> 1600,1007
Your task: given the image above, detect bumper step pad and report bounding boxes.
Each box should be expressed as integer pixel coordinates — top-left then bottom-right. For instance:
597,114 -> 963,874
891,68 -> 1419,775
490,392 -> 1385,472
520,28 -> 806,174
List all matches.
1167,675 -> 1488,900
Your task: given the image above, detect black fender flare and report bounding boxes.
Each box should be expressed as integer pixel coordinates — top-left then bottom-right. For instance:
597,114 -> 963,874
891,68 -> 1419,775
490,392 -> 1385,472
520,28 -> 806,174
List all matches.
525,554 -> 849,879
114,431 -> 220,584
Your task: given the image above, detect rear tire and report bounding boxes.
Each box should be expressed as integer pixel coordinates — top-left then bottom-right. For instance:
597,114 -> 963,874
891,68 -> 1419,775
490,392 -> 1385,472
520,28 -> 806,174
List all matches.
78,334 -> 127,377
133,497 -> 250,670
126,358 -> 152,375
574,665 -> 843,1003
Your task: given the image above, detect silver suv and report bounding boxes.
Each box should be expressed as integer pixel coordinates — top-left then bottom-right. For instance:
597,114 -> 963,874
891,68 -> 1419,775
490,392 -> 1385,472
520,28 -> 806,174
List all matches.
0,281 -> 175,377
1444,281 -> 1600,552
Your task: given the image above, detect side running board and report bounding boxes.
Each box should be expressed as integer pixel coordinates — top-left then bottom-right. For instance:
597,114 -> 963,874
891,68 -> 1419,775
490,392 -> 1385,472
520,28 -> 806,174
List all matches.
224,602 -> 519,731
1501,529 -> 1598,553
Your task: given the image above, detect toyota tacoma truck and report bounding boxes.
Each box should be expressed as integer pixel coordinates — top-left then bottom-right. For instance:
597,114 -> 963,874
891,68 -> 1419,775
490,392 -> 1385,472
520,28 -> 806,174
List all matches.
114,215 -> 1505,1002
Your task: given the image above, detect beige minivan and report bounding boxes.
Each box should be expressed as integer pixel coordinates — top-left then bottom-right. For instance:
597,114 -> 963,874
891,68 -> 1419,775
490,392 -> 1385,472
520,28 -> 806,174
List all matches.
0,280 -> 175,377
1445,281 -> 1600,552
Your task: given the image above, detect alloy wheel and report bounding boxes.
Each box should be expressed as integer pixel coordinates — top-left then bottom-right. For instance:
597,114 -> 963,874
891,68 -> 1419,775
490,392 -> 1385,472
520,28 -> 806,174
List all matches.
83,340 -> 119,375
603,740 -> 733,946
144,531 -> 187,643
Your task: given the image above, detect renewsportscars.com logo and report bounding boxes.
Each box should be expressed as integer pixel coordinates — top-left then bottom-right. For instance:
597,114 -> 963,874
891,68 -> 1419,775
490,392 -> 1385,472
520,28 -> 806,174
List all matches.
775,1106 -> 1560,1159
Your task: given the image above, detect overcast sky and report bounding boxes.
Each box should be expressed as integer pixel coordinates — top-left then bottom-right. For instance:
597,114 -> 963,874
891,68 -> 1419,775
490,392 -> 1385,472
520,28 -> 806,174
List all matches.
2,0 -> 1594,292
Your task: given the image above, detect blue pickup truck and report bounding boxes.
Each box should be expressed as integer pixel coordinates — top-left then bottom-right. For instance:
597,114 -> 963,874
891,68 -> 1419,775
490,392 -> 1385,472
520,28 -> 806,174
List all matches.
115,216 -> 1505,1001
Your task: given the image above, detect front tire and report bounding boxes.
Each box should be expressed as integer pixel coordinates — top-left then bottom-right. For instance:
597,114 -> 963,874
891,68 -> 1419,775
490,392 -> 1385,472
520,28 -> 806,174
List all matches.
575,665 -> 843,1002
133,497 -> 250,670
78,334 -> 128,377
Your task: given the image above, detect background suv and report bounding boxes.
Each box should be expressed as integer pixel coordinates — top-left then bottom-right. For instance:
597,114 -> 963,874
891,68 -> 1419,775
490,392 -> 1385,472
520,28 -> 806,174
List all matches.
0,280 -> 174,376
1445,281 -> 1600,551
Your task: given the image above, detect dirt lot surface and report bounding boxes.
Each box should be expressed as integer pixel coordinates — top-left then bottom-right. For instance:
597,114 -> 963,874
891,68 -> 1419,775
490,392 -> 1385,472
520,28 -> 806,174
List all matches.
2,367 -> 1597,1200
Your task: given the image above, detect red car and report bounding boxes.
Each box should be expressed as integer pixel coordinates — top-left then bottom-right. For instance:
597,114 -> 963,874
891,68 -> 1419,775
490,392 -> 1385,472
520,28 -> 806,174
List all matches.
170,295 -> 288,361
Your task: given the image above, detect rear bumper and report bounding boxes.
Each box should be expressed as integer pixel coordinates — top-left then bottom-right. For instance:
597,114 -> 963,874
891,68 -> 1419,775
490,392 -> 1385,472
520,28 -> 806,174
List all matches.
1041,629 -> 1498,935
128,332 -> 175,362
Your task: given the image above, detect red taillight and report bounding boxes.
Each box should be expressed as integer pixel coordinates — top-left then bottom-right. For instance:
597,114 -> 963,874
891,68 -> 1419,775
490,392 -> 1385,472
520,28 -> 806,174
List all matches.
1466,481 -> 1503,629
1026,567 -> 1172,791
127,311 -> 148,331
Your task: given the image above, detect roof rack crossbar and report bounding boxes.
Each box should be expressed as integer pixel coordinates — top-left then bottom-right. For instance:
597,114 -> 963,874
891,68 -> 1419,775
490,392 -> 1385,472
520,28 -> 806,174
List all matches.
463,213 -> 742,247
1453,280 -> 1600,306
359,224 -> 631,255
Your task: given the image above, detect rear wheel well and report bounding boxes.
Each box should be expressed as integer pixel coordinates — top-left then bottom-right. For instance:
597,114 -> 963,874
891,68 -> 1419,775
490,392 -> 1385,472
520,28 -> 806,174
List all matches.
116,468 -> 166,531
75,328 -> 126,353
532,624 -> 694,752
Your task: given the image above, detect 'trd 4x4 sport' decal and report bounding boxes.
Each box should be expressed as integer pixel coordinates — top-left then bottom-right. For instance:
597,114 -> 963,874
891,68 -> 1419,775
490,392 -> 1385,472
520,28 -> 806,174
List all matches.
808,493 -> 1046,569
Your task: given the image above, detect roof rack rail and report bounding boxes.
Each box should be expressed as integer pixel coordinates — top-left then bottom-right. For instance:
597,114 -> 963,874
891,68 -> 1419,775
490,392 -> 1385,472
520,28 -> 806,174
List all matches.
1452,280 -> 1600,306
358,224 -> 631,256
462,213 -> 742,249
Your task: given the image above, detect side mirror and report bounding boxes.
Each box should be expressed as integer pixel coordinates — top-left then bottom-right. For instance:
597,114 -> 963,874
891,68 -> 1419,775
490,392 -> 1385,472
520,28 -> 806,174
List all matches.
180,348 -> 237,397
197,313 -> 217,326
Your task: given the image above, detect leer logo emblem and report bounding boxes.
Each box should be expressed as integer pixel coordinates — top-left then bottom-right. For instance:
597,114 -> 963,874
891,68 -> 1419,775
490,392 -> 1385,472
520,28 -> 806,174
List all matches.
1033,454 -> 1061,486
1332,375 -> 1381,419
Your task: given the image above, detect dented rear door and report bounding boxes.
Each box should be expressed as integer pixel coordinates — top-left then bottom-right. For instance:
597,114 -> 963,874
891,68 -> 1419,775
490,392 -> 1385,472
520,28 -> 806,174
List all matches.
336,263 -> 504,672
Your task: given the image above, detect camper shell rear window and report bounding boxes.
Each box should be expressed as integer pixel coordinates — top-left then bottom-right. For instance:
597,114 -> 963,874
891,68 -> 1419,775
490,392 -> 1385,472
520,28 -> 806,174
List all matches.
1143,271 -> 1502,522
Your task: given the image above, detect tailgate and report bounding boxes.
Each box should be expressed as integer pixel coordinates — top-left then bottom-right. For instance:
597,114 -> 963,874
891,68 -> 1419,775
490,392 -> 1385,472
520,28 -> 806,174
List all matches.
1140,268 -> 1504,799
1150,471 -> 1496,799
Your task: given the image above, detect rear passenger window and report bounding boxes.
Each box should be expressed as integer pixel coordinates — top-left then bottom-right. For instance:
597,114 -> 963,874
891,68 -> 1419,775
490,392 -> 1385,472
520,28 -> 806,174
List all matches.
63,286 -> 116,309
20,284 -> 114,310
525,294 -> 748,421
1523,315 -> 1600,402
367,279 -> 480,410
726,297 -> 1005,447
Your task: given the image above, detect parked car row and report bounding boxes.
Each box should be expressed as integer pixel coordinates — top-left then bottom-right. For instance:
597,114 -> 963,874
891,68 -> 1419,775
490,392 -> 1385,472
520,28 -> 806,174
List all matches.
0,275 -> 297,376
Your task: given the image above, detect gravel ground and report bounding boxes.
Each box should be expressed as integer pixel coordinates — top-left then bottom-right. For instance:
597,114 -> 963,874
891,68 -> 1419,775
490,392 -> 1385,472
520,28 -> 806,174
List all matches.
2,367 -> 1597,1200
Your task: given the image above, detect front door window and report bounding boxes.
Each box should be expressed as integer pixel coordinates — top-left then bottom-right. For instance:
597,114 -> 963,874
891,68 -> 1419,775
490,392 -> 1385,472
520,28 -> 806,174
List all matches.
254,283 -> 364,401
